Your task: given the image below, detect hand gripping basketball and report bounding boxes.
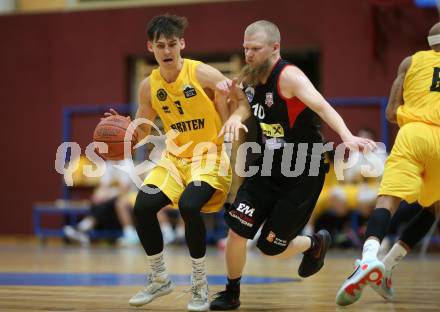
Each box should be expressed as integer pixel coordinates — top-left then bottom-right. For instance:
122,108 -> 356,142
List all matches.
93,109 -> 138,160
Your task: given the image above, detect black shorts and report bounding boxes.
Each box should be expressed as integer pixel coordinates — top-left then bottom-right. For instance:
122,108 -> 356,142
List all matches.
224,163 -> 328,255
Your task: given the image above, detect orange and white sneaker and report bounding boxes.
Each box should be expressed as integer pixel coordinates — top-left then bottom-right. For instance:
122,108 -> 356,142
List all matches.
372,269 -> 394,300
335,259 -> 385,306
351,260 -> 394,300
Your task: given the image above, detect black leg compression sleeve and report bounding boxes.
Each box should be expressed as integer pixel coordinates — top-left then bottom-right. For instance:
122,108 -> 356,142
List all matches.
133,185 -> 171,255
400,208 -> 436,249
178,181 -> 216,259
387,202 -> 422,236
365,208 -> 391,242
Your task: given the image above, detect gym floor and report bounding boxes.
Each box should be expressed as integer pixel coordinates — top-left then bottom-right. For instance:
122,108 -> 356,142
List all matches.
1,238 -> 439,311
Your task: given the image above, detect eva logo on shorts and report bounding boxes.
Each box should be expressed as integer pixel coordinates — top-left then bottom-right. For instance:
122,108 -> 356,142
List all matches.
266,231 -> 276,243
236,203 -> 255,217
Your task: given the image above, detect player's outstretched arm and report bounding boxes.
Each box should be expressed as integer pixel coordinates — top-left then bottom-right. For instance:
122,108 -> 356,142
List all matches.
196,63 -> 250,142
386,56 -> 411,124
196,62 -> 231,122
279,66 -> 376,151
217,78 -> 250,142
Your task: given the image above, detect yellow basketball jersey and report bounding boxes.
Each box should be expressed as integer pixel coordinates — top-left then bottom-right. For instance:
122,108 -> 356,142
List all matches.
398,50 -> 440,127
149,59 -> 223,158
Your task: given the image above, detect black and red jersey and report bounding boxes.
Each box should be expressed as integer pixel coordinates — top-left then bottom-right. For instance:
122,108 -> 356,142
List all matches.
244,58 -> 322,149
244,59 -> 324,176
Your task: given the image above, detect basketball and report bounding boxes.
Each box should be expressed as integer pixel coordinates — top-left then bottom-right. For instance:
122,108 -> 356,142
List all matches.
93,115 -> 138,160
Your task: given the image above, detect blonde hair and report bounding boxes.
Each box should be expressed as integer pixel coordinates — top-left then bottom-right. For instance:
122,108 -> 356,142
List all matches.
245,20 -> 281,44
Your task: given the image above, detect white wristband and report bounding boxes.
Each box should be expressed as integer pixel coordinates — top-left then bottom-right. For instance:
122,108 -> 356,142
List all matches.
428,34 -> 440,46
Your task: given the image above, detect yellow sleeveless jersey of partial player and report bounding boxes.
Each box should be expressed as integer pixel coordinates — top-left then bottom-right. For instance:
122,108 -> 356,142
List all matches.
398,50 -> 440,127
150,59 -> 223,159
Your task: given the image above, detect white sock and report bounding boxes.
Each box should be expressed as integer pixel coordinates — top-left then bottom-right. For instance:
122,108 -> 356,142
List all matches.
191,256 -> 206,283
302,224 -> 314,237
175,225 -> 185,240
123,225 -> 137,236
362,239 -> 380,261
161,223 -> 173,234
77,218 -> 94,232
147,251 -> 167,280
382,242 -> 407,272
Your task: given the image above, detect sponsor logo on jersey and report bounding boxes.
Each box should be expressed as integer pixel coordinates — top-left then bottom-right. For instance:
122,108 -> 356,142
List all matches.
170,118 -> 205,132
157,89 -> 167,101
265,92 -> 274,107
183,84 -> 197,98
259,123 -> 284,138
245,86 -> 255,102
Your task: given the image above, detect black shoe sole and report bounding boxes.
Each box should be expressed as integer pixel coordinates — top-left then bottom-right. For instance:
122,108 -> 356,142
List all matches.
210,302 -> 241,311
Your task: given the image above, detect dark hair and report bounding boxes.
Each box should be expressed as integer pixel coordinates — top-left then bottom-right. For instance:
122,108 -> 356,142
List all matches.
146,14 -> 188,41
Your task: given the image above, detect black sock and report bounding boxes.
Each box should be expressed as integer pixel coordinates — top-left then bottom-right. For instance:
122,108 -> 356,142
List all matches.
227,277 -> 241,291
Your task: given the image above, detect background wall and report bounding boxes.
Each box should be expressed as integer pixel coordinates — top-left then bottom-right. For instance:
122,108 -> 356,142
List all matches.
0,0 -> 438,234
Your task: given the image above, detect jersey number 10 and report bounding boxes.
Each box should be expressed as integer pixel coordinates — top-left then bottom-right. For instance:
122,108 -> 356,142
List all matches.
252,103 -> 265,119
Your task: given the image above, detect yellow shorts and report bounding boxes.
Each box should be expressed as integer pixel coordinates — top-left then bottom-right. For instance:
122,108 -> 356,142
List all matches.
143,151 -> 232,213
379,122 -> 440,207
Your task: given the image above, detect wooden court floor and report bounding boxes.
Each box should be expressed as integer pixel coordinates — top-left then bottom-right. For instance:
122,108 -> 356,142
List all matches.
0,238 -> 439,312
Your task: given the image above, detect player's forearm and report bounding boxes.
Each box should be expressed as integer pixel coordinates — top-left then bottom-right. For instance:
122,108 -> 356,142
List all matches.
227,136 -> 246,203
135,124 -> 152,141
134,104 -> 155,140
386,69 -> 405,124
385,100 -> 400,124
214,92 -> 231,124
317,104 -> 353,141
385,84 -> 403,124
230,98 -> 251,121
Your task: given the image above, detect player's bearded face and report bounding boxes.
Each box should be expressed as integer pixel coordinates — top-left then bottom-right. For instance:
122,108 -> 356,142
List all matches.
239,58 -> 271,86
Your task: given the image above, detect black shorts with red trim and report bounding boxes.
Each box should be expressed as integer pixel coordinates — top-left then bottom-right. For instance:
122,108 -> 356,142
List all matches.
224,162 -> 328,255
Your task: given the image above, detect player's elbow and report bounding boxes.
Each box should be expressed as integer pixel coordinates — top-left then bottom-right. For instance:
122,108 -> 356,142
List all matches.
385,109 -> 397,124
